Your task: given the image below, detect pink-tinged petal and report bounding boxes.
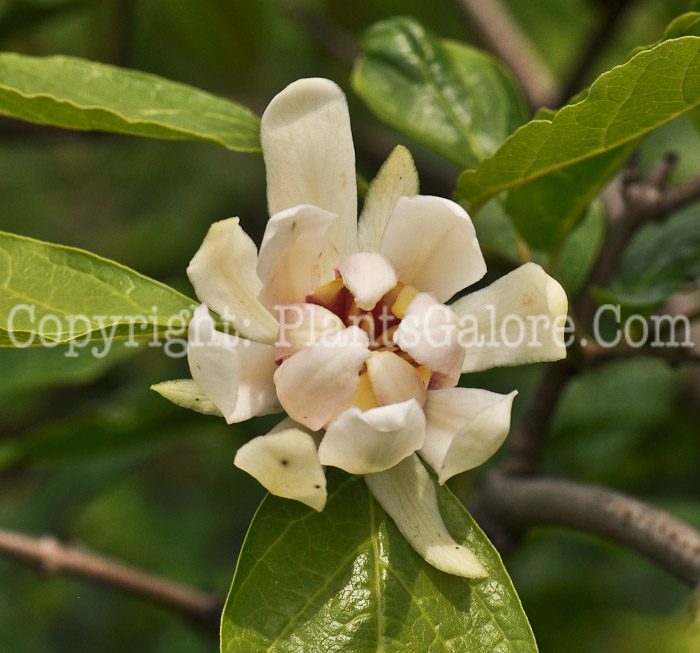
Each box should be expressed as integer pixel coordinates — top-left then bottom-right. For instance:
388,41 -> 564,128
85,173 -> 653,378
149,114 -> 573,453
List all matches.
273,326 -> 371,431
394,293 -> 465,389
318,399 -> 425,474
234,424 -> 327,511
365,454 -> 488,578
379,195 -> 486,302
261,78 -> 358,263
187,304 -> 280,424
338,252 -> 398,311
358,145 -> 419,252
366,350 -> 426,407
450,263 -> 569,373
257,205 -> 337,310
187,218 -> 278,344
275,303 -> 346,361
421,388 -> 516,484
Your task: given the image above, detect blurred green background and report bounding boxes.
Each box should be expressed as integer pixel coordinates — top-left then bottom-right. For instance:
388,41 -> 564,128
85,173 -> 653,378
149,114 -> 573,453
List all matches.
0,1 -> 698,651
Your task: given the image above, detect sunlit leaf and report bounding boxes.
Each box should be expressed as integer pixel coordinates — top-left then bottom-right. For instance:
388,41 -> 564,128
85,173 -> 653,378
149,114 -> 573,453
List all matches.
353,17 -> 527,169
0,53 -> 261,152
221,470 -> 537,652
0,231 -> 195,346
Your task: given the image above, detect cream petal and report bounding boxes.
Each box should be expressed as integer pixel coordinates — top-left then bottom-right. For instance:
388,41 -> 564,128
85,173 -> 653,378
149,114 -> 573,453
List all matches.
273,326 -> 371,431
150,379 -> 222,417
234,425 -> 327,512
257,205 -> 337,311
338,252 -> 398,311
186,218 -> 279,344
421,388 -> 516,484
187,305 -> 280,424
366,350 -> 426,407
394,293 -> 465,389
318,399 -> 425,474
365,454 -> 488,578
261,78 -> 358,264
358,145 -> 419,252
379,195 -> 486,302
450,263 -> 569,373
275,303 -> 346,361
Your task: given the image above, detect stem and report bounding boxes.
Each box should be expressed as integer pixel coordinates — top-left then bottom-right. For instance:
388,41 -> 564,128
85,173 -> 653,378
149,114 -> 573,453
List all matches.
0,529 -> 222,634
475,474 -> 700,587
454,0 -> 560,109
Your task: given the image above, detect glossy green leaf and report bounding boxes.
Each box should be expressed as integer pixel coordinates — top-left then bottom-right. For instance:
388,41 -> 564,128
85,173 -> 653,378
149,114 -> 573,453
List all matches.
352,17 -> 527,169
0,231 -> 195,346
457,37 -> 700,211
221,470 -> 537,653
0,53 -> 260,152
595,208 -> 700,309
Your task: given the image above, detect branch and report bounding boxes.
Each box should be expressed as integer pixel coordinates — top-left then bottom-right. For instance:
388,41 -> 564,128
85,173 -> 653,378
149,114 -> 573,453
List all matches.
454,0 -> 560,110
0,529 -> 222,634
557,0 -> 633,106
473,474 -> 700,587
500,361 -> 575,475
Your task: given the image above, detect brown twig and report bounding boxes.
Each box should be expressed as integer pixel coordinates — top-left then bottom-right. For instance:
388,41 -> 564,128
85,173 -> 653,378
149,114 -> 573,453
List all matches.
0,529 -> 222,635
557,0 -> 633,106
473,474 -> 700,587
453,0 -> 560,110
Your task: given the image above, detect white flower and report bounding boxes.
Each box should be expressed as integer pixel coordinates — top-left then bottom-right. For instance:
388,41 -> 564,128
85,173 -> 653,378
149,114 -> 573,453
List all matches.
154,78 -> 568,579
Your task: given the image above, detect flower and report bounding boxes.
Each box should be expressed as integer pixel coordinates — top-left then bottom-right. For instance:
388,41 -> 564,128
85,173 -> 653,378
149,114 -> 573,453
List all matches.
154,78 -> 568,578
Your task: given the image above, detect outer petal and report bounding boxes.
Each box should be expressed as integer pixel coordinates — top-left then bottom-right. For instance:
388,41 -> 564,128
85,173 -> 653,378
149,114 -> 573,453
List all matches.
394,293 -> 466,389
366,350 -> 426,407
187,305 -> 280,424
257,205 -> 337,311
338,252 -> 398,311
261,78 -> 358,264
275,303 -> 346,361
379,195 -> 486,302
450,263 -> 569,373
318,399 -> 425,474
273,326 -> 371,431
234,424 -> 327,511
421,388 -> 516,484
358,145 -> 419,252
365,454 -> 488,578
186,218 -> 279,344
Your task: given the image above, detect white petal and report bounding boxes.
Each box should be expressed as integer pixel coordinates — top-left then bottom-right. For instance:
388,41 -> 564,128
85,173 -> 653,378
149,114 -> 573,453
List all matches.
261,78 -> 358,263
338,252 -> 398,311
394,293 -> 465,389
421,388 -> 516,484
366,350 -> 426,407
379,195 -> 486,302
358,145 -> 419,252
151,379 -> 222,417
273,326 -> 371,431
187,218 -> 279,344
275,303 -> 346,361
319,399 -> 425,474
234,425 -> 327,511
187,305 -> 280,424
450,263 -> 569,373
257,205 -> 337,310
365,454 -> 488,578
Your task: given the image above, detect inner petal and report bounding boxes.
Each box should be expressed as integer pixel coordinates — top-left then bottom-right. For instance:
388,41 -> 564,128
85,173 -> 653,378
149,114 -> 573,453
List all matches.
337,252 -> 398,311
366,350 -> 427,408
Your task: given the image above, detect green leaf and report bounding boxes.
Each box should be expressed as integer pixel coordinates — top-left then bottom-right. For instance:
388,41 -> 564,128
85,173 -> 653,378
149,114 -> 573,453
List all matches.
555,200 -> 606,297
352,17 -> 527,169
596,208 -> 700,310
221,471 -> 537,652
0,53 -> 260,152
503,143 -> 632,251
0,231 -> 195,346
457,37 -> 700,211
